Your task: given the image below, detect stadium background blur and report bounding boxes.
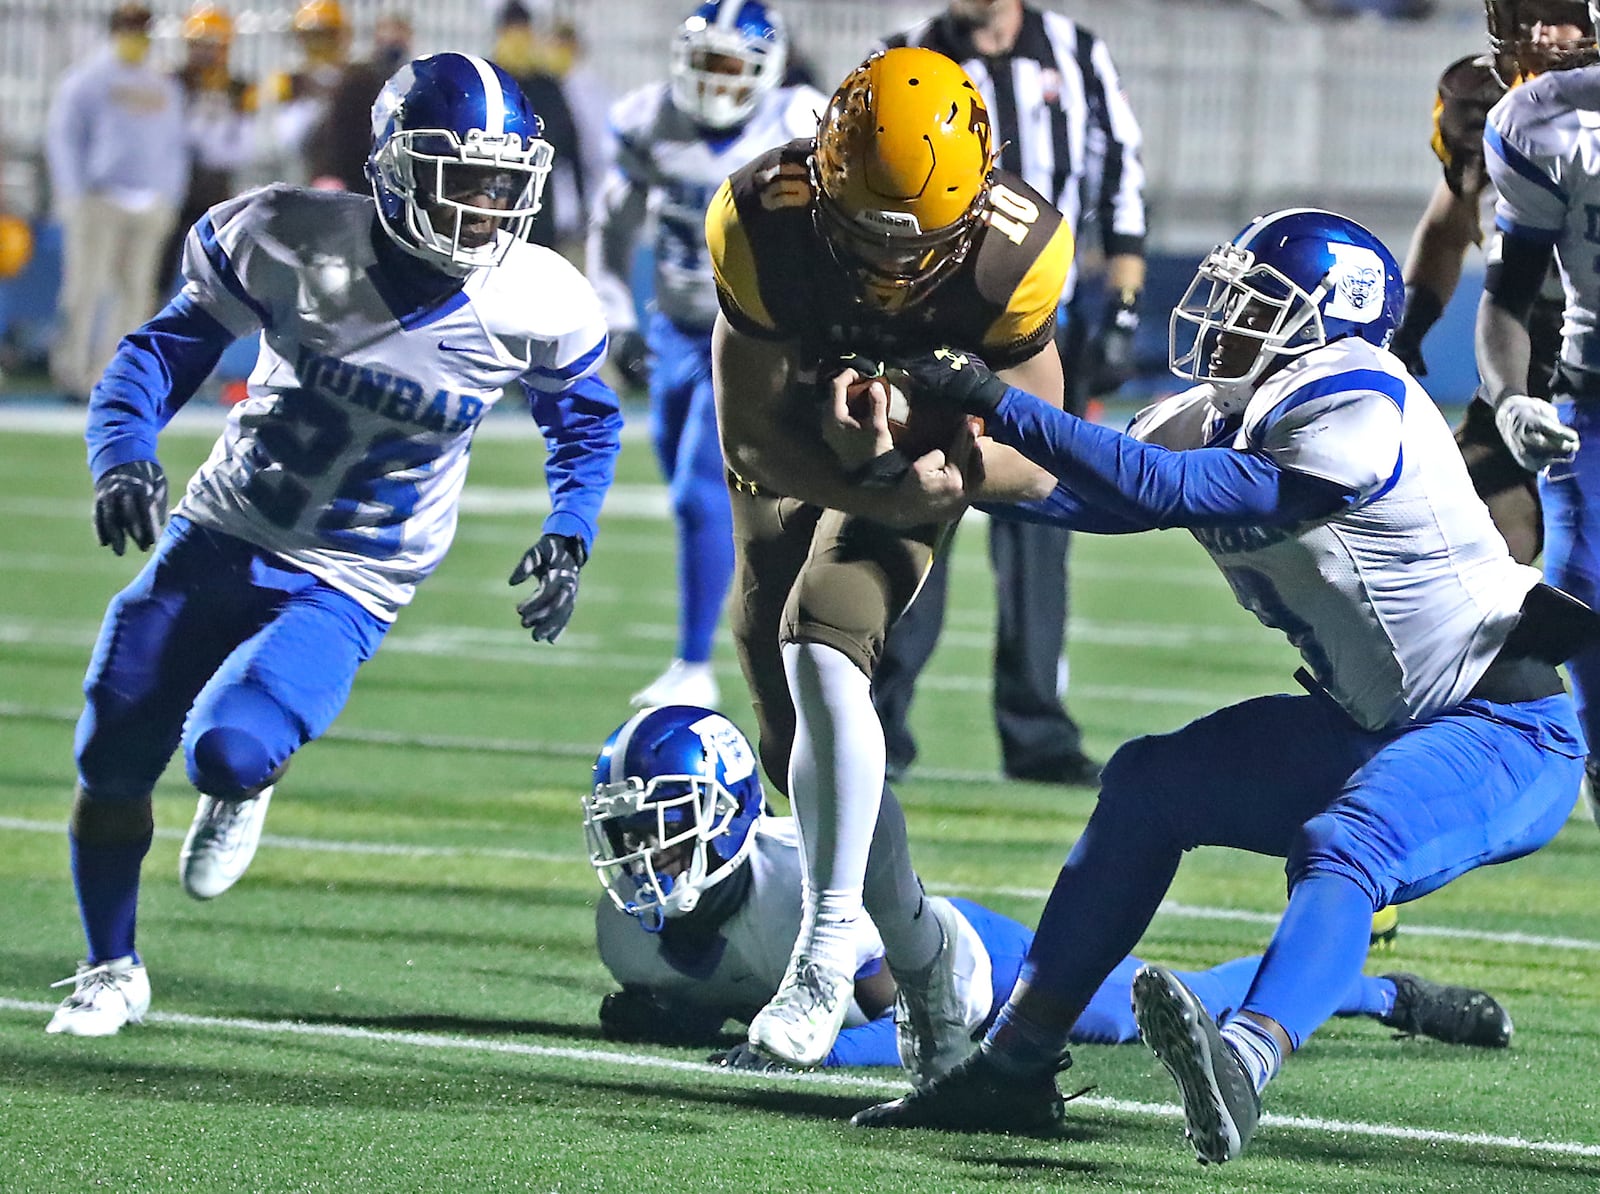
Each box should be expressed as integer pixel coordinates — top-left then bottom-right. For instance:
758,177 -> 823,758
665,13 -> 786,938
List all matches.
0,0 -> 1500,405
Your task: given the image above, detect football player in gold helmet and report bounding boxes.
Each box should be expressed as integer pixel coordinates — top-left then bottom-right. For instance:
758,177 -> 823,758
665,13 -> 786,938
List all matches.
705,46 -> 1070,1079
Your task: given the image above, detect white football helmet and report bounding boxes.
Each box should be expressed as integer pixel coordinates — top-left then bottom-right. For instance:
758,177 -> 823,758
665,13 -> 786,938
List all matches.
669,0 -> 788,130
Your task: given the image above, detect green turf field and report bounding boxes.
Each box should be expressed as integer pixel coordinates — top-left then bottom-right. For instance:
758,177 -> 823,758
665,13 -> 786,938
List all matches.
2,412 -> 1598,1193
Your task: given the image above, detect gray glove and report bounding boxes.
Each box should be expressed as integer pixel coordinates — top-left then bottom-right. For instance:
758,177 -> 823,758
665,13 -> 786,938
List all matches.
1494,394 -> 1578,473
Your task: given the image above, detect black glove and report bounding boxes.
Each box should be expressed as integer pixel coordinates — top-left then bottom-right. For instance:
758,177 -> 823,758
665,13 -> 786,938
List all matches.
600,987 -> 728,1045
1388,283 -> 1444,378
708,1041 -> 799,1073
1086,289 -> 1141,394
611,329 -> 651,392
93,460 -> 168,556
599,987 -> 666,1043
509,532 -> 587,642
892,346 -> 1008,417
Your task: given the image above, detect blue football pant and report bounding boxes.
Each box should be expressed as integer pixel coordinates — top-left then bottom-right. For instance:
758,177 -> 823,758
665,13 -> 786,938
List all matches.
1540,397 -> 1600,767
75,516 -> 390,801
824,900 -> 1394,1065
1015,689 -> 1583,1051
647,311 -> 733,665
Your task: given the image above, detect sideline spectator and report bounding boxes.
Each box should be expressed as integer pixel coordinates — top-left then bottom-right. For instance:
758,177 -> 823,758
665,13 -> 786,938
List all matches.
160,2 -> 256,292
46,2 -> 187,403
305,13 -> 415,191
491,2 -> 585,250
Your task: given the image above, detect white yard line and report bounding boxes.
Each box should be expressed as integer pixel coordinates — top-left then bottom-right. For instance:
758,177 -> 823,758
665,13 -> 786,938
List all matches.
0,996 -> 1595,1159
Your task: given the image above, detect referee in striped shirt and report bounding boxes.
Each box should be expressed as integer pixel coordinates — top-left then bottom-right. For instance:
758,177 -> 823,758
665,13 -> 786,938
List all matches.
873,0 -> 1147,786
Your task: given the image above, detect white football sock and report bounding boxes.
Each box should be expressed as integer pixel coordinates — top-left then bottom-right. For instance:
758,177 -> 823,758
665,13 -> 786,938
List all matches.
783,640 -> 884,976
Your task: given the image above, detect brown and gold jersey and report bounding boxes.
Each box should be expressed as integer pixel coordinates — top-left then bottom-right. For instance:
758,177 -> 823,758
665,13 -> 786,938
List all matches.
706,139 -> 1074,371
1431,54 -> 1506,199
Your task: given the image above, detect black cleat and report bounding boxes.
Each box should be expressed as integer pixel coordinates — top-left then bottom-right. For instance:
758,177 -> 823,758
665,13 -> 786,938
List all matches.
1379,973 -> 1513,1048
849,1045 -> 1069,1134
1133,964 -> 1261,1165
1004,750 -> 1102,788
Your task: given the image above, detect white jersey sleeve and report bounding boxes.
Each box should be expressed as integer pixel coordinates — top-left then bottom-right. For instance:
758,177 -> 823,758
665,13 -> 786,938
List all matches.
1485,75 -> 1581,245
179,185 -> 292,336
1247,373 -> 1404,504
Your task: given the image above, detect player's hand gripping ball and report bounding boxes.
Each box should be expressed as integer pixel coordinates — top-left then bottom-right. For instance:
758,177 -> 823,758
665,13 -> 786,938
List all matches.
835,355 -> 982,461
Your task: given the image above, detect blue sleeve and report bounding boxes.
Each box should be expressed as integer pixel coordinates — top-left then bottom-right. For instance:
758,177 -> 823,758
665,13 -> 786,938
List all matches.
985,386 -> 1355,531
520,371 -> 624,552
824,1013 -> 900,1068
84,294 -> 238,481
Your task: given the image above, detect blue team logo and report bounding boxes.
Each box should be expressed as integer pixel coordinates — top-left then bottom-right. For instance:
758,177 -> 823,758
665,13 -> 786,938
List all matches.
1324,243 -> 1385,325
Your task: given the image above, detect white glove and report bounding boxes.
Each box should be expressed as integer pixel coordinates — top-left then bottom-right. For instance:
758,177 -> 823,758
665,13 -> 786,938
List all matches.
1494,394 -> 1579,473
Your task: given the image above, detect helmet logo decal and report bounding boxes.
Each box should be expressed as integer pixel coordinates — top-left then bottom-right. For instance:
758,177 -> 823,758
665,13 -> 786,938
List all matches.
689,713 -> 756,783
966,95 -> 991,159
1324,243 -> 1385,325
855,209 -> 923,234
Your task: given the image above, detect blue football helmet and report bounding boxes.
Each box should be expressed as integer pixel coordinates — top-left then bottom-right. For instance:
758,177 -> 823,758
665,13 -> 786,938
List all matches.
1169,208 -> 1404,394
584,705 -> 765,932
669,0 -> 788,130
368,52 -> 554,275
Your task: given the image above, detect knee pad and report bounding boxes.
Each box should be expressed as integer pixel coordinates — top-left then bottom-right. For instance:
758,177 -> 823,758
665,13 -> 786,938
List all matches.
1094,736 -> 1191,841
1286,811 -> 1386,904
186,725 -> 278,799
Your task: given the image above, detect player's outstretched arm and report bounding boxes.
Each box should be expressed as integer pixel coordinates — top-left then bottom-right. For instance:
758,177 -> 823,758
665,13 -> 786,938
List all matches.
896,346 -> 1354,533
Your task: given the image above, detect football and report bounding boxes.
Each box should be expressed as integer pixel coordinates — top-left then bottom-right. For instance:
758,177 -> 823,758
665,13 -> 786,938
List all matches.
843,368 -> 981,459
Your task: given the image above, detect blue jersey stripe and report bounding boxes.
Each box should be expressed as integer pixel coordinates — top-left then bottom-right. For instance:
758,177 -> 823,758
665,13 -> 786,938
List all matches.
1485,123 -> 1569,205
1493,214 -> 1563,247
531,334 -> 608,381
198,216 -> 273,329
1261,367 -> 1407,432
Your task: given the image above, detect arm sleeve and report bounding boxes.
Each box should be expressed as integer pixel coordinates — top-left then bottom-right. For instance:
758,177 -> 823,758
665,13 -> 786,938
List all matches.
85,295 -> 238,479
824,1013 -> 900,1069
521,371 -> 624,551
984,386 -> 1357,530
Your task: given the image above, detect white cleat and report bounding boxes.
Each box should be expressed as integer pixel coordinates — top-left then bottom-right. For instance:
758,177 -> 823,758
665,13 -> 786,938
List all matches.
747,954 -> 855,1067
46,956 -> 150,1037
894,895 -> 989,1086
179,785 -> 275,900
629,659 -> 720,710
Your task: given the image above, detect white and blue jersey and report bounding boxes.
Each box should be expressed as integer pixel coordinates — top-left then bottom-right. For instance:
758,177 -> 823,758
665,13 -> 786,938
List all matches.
1485,64 -> 1600,376
85,184 -> 623,620
595,816 -> 1000,1065
586,81 -> 824,335
991,337 -> 1540,729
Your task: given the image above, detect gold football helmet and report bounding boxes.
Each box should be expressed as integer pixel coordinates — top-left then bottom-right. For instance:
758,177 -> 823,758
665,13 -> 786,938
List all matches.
182,2 -> 233,44
813,47 -> 997,309
292,0 -> 347,35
